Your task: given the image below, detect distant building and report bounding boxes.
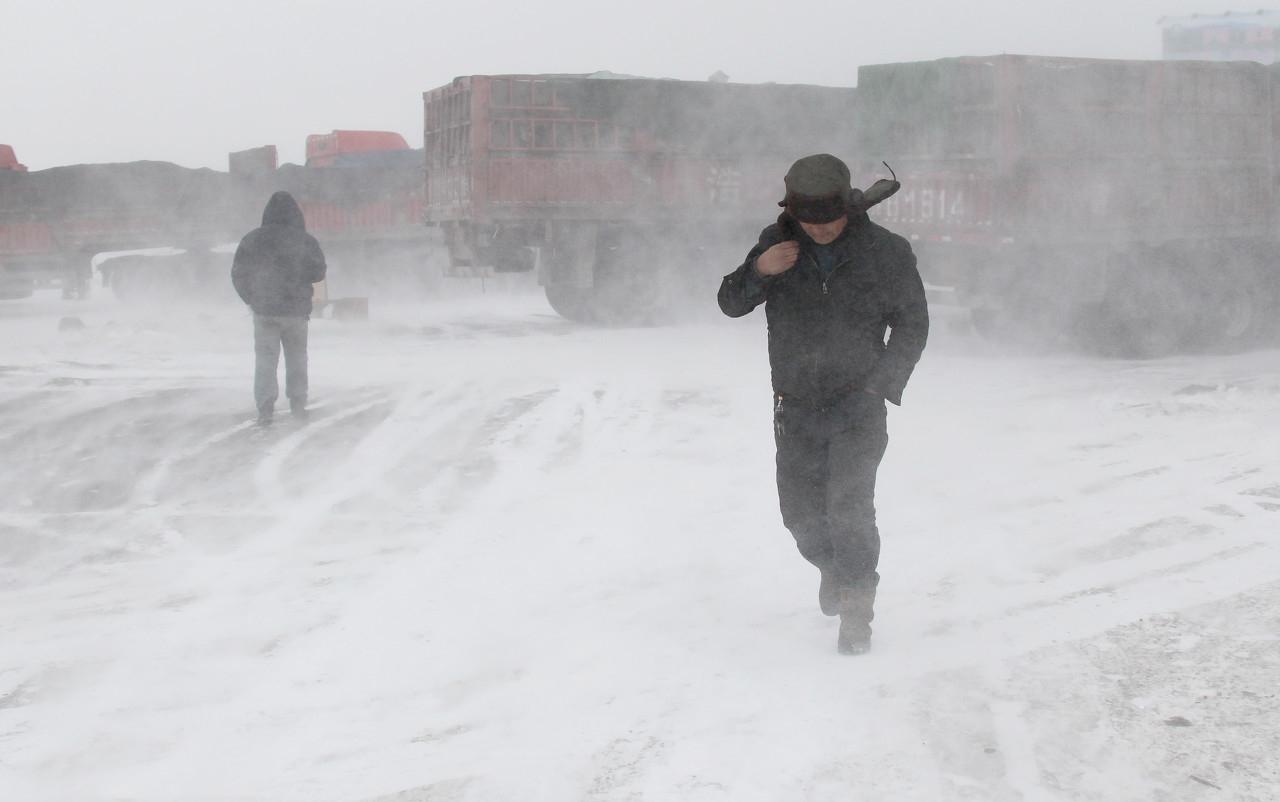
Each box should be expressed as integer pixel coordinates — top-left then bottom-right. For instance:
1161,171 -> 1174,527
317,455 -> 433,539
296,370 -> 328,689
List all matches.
1161,10 -> 1280,63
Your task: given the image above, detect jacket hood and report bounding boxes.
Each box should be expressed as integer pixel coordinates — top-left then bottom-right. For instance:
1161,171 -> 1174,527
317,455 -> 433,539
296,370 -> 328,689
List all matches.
262,191 -> 306,229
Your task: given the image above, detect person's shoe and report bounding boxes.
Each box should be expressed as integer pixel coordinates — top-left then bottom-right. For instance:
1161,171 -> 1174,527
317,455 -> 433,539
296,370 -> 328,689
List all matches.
818,569 -> 840,617
290,402 -> 308,421
256,412 -> 273,427
835,580 -> 878,655
837,615 -> 872,655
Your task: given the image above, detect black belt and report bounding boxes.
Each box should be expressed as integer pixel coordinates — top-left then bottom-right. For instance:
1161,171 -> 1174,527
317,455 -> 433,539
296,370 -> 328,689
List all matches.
774,386 -> 856,411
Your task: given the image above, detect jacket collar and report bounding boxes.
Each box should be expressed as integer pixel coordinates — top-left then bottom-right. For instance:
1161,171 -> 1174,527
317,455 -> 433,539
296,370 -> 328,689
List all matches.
777,209 -> 878,252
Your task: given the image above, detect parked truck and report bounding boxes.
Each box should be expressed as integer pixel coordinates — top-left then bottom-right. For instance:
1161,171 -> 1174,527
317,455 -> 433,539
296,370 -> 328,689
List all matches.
855,55 -> 1280,355
0,132 -> 430,302
423,63 -> 1280,353
0,145 -> 27,173
422,73 -> 864,322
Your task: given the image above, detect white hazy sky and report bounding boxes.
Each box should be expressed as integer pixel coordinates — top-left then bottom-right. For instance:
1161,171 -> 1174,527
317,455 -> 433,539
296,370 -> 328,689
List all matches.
2,0 -> 1241,169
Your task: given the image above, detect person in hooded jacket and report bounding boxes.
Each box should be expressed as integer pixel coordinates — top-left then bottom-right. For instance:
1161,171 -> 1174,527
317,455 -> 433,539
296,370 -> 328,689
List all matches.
232,191 -> 327,424
718,154 -> 929,655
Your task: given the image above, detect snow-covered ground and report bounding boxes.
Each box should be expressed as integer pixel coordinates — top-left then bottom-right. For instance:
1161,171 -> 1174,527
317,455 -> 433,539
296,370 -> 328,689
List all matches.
2,286 -> 1278,801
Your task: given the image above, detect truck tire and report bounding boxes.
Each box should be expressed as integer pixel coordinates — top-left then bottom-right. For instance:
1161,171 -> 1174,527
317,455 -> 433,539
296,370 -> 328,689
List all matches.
541,225 -> 660,326
1201,280 -> 1259,351
1093,251 -> 1188,359
1096,306 -> 1181,358
544,283 -> 596,323
1189,256 -> 1264,352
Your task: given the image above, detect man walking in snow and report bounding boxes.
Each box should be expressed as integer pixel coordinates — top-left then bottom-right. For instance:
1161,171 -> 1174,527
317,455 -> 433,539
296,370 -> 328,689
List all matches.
232,190 -> 327,425
718,154 -> 928,655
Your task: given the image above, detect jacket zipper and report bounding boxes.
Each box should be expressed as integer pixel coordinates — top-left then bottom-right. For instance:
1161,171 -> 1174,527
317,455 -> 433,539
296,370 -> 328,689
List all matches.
822,259 -> 852,296
801,253 -> 832,295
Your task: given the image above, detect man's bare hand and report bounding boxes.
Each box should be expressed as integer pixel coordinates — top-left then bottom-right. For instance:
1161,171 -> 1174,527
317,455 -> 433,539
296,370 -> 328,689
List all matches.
755,241 -> 800,277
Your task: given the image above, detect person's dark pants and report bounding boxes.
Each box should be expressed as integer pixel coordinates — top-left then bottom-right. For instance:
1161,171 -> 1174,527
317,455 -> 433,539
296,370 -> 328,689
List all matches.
774,392 -> 888,620
254,314 -> 309,416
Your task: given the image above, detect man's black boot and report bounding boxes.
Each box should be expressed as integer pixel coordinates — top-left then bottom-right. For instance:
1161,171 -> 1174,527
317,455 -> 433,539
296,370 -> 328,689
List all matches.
835,578 -> 878,655
837,615 -> 872,655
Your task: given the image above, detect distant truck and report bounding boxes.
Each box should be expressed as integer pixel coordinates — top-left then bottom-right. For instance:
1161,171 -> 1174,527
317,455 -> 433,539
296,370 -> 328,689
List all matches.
0,132 -> 430,302
855,55 -> 1280,355
422,73 -> 863,322
0,144 -> 34,297
0,145 -> 26,173
306,130 -> 420,168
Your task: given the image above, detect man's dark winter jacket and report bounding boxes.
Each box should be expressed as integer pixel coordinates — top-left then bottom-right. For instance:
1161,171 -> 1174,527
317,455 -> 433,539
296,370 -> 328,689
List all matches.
232,191 -> 327,317
718,210 -> 928,406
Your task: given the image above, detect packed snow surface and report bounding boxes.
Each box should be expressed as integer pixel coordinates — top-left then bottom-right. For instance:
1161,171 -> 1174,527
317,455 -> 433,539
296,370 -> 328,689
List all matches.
2,288 -> 1278,801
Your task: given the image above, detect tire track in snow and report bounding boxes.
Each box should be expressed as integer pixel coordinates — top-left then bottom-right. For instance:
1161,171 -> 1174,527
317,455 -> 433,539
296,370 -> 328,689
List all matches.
132,393 -> 384,509
0,381 -> 472,764
331,381 -> 738,802
983,661 -> 1055,802
132,421 -> 256,508
884,536 -> 1279,678
106,382 -> 585,791
913,532 -> 1264,641
892,417 -> 1280,671
220,380 -> 455,565
250,395 -> 395,508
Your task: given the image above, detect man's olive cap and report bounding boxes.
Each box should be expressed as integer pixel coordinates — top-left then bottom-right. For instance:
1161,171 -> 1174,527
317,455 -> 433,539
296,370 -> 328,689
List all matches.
778,153 -> 852,206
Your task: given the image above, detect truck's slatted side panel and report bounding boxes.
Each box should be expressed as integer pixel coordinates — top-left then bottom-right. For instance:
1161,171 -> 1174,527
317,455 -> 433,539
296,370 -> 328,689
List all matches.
486,158 -> 633,206
423,74 -> 860,225
857,56 -> 1275,246
0,222 -> 54,254
300,198 -> 427,240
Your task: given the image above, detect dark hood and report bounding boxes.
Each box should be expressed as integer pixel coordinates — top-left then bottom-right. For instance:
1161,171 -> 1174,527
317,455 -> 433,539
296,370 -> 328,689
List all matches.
261,190 -> 306,229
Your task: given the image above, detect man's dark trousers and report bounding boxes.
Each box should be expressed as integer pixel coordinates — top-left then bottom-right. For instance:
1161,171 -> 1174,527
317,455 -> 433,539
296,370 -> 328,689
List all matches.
774,391 -> 888,617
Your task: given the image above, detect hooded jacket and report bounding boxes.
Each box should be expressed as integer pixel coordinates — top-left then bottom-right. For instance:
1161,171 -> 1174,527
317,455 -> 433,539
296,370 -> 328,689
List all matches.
231,191 -> 327,317
718,209 -> 928,406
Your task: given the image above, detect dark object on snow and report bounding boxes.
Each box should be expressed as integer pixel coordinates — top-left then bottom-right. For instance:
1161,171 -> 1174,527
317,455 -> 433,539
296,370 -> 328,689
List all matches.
326,296 -> 369,321
57,316 -> 85,332
1165,716 -> 1194,727
233,192 -> 326,421
719,156 -> 926,653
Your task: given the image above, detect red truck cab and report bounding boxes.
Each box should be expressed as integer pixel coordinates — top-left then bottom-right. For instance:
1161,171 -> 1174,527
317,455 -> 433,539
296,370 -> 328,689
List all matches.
0,145 -> 27,172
